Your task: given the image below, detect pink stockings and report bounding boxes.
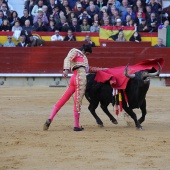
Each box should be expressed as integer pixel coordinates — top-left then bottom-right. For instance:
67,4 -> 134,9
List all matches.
49,68 -> 86,128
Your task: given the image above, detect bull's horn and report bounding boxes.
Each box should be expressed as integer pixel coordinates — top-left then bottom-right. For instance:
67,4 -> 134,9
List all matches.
124,63 -> 135,78
148,62 -> 162,77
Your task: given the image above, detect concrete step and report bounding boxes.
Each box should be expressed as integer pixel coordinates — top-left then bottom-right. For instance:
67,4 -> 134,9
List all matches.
8,0 -> 25,17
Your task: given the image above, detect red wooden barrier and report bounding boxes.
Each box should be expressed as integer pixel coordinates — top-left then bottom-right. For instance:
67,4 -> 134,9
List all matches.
99,41 -> 151,47
43,41 -> 88,47
0,46 -> 169,74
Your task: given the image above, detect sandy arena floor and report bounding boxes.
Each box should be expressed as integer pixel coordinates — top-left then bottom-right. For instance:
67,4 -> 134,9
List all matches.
0,86 -> 170,170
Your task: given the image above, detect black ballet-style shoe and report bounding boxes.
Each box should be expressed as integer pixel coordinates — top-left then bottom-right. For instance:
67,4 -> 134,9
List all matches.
43,119 -> 51,131
73,126 -> 84,131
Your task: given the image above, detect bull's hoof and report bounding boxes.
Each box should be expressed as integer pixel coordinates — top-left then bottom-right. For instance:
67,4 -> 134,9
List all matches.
111,120 -> 118,125
98,124 -> 104,128
136,126 -> 143,130
96,120 -> 103,127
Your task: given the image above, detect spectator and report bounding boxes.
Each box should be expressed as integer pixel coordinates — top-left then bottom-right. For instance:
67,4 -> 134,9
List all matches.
48,14 -> 54,22
129,19 -> 136,27
133,0 -> 145,14
129,31 -> 141,42
27,34 -> 45,47
109,8 -> 121,26
96,0 -> 107,10
158,20 -> 169,29
17,35 -> 27,47
31,0 -> 44,17
147,0 -> 160,14
81,0 -> 90,9
67,0 -> 77,9
0,0 -> 3,9
86,4 -> 99,18
137,7 -> 146,19
118,0 -> 128,17
78,10 -> 92,25
164,20 -> 170,28
33,8 -> 49,25
137,18 -> 150,32
115,18 -> 123,26
59,0 -> 71,16
3,35 -> 16,47
51,5 -> 60,24
12,20 -> 22,41
3,1 -> 14,12
42,5 -> 50,19
69,17 -> 81,32
33,17 -> 47,31
0,10 -> 5,26
12,20 -> 22,32
98,6 -> 107,20
65,6 -> 72,19
51,30 -> 63,41
122,5 -> 136,22
134,12 -> 143,26
115,31 -> 126,41
90,20 -> 100,32
47,0 -> 60,15
154,38 -> 166,47
92,13 -> 99,24
86,0 -> 100,14
9,11 -> 20,26
80,18 -> 90,31
107,0 -> 121,15
112,0 -> 121,9
47,20 -> 56,31
0,18 -> 10,31
63,29 -> 76,41
55,15 -> 69,32
100,11 -> 110,25
1,3 -> 11,18
28,0 -> 36,15
24,0 -> 30,12
123,15 -> 133,26
74,3 -> 84,19
147,12 -> 159,32
101,18 -> 111,26
145,5 -> 152,20
20,9 -> 33,27
21,19 -> 33,34
83,35 -> 95,47
67,11 -> 77,25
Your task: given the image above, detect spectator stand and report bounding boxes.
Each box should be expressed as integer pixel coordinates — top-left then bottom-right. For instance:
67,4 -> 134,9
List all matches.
0,31 -> 158,47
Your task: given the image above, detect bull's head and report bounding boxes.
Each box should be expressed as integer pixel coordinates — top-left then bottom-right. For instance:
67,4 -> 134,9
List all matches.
124,62 -> 162,82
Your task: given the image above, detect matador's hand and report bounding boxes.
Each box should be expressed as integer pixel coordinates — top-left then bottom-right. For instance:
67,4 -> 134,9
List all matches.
63,69 -> 68,77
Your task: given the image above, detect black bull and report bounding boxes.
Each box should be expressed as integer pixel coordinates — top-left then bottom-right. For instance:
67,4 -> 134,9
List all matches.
85,64 -> 161,129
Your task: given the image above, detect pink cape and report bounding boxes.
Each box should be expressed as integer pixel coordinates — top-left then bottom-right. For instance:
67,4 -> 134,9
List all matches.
94,58 -> 164,89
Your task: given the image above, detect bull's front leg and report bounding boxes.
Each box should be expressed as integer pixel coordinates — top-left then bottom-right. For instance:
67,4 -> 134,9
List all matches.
100,103 -> 118,125
138,99 -> 147,124
88,102 -> 104,127
123,105 -> 142,129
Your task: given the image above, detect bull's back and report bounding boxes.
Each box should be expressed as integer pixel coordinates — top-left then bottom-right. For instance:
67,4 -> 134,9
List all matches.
85,74 -> 112,103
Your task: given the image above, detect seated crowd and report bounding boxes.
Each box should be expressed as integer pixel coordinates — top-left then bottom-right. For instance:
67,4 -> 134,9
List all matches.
0,0 -> 169,33
0,0 -> 169,47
